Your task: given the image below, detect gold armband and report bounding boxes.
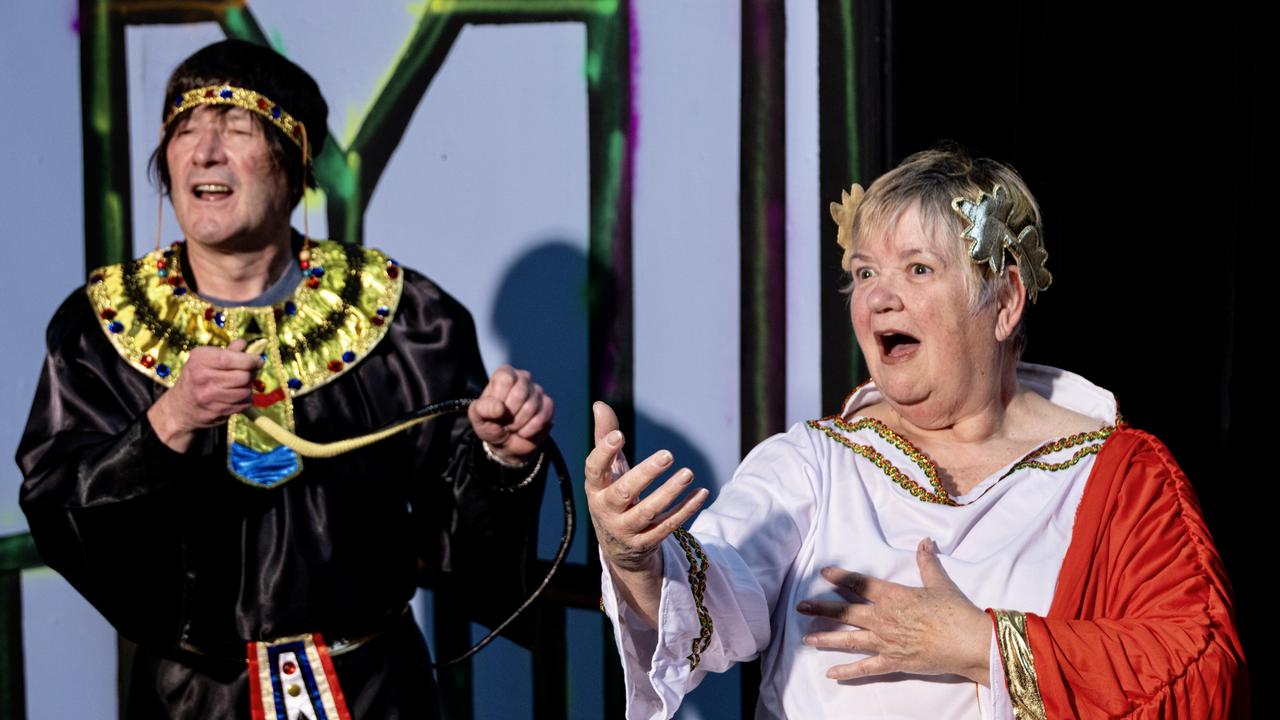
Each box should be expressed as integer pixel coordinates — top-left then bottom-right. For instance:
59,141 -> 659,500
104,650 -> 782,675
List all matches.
990,609 -> 1046,720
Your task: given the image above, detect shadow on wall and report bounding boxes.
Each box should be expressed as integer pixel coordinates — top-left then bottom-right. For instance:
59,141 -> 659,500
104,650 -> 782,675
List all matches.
491,240 -> 719,550
486,239 -> 738,719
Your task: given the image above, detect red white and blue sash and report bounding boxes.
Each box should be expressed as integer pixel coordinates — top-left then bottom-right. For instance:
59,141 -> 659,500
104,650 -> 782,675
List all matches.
247,634 -> 352,720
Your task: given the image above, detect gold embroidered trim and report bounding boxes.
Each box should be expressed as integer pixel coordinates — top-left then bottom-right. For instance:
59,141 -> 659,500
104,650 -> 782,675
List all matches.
808,418 -> 956,506
809,416 -> 1113,507
991,609 -> 1047,720
1012,443 -> 1102,473
672,528 -> 713,671
1015,425 -> 1114,462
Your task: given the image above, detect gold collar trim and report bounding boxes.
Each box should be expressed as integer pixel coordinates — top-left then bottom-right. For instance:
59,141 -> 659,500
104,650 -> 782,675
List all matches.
807,416 -> 1114,507
85,239 -> 405,398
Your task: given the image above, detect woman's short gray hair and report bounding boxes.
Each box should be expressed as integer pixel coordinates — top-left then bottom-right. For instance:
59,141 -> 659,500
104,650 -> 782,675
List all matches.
846,147 -> 1044,354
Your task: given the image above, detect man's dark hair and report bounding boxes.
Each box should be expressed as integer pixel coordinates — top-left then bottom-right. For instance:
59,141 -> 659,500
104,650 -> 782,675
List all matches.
149,39 -> 329,206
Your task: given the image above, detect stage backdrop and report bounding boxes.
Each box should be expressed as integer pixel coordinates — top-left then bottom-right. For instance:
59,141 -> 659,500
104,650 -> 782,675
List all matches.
1,1 -> 831,718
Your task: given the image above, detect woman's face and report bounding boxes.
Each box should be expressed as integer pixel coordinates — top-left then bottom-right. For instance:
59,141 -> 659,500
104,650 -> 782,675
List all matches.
848,202 -> 1005,422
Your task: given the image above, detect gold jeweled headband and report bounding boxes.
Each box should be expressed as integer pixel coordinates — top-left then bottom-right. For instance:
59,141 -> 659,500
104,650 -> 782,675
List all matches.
165,85 -> 310,158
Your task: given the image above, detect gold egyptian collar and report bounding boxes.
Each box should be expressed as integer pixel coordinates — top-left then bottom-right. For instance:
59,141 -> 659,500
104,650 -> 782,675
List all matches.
85,239 -> 405,397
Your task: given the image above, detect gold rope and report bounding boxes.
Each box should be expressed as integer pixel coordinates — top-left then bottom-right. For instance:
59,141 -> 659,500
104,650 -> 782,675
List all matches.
245,408 -> 458,458
236,338 -> 463,458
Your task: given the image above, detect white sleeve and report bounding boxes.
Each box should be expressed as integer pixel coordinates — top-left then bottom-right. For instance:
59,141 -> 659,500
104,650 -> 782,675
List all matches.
977,626 -> 1015,720
600,424 -> 821,719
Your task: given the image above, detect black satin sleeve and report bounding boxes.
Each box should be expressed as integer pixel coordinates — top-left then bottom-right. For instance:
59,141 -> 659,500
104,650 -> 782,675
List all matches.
389,271 -> 547,632
16,290 -> 214,651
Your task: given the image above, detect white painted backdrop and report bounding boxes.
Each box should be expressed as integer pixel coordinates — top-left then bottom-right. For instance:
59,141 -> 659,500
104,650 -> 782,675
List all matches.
0,1 -> 825,717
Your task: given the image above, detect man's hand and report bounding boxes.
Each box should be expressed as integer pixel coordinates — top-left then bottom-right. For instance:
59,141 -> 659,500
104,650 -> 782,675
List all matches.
796,538 -> 992,685
468,364 -> 554,465
147,338 -> 262,452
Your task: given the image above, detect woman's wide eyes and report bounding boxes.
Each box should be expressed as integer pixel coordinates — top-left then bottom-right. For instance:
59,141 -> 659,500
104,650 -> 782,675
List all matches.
852,264 -> 932,281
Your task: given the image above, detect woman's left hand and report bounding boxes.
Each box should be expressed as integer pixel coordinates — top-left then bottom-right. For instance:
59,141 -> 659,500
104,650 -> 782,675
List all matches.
796,538 -> 992,685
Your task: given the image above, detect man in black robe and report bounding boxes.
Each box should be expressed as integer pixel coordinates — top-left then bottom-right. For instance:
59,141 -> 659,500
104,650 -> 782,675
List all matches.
17,40 -> 553,719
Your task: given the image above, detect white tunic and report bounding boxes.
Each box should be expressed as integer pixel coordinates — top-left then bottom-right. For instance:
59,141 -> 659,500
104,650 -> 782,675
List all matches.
601,364 -> 1119,719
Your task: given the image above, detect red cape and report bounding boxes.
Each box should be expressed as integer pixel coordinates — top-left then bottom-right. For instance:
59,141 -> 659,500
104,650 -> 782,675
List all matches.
1028,427 -> 1248,718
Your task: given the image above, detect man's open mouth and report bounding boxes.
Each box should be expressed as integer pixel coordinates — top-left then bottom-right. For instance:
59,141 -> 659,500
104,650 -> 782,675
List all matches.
193,184 -> 232,200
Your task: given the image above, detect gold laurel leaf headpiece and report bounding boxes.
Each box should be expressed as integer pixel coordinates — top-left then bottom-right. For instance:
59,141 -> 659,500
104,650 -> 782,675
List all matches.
950,184 -> 1053,303
165,85 -> 310,159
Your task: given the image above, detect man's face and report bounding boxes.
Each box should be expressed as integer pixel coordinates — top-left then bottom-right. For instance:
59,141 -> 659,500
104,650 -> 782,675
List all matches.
166,105 -> 292,250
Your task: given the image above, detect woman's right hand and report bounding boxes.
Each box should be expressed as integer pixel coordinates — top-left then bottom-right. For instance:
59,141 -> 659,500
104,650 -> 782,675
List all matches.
585,401 -> 708,624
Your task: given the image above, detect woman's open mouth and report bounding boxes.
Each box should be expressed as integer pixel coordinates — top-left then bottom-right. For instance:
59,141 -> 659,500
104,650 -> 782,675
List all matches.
877,331 -> 921,363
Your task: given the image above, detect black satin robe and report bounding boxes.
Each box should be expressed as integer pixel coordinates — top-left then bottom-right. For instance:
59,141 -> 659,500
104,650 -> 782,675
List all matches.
17,268 -> 544,719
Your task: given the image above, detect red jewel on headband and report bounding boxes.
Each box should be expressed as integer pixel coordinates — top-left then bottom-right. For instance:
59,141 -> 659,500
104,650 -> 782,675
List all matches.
203,88 -> 216,98
299,260 -> 310,270
100,308 -> 116,320
327,359 -> 343,373
370,315 -> 384,326
156,259 -> 167,269
167,275 -> 183,286
307,277 -> 321,289
386,267 -> 399,279
204,307 -> 216,321
140,355 -> 156,369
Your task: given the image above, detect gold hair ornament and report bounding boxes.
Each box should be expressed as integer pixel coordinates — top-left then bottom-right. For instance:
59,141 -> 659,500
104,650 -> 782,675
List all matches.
951,184 -> 1052,303
165,85 -> 309,156
829,183 -> 865,272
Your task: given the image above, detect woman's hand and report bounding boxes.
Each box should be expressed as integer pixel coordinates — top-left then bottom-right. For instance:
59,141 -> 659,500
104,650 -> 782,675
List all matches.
796,538 -> 992,685
585,401 -> 708,626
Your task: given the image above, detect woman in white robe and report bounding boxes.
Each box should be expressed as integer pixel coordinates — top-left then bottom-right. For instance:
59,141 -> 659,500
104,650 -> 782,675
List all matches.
585,149 -> 1245,719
